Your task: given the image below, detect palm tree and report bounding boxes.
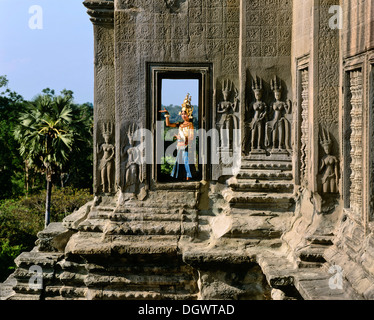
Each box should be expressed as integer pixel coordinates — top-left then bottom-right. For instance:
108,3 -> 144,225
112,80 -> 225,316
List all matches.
14,93 -> 86,227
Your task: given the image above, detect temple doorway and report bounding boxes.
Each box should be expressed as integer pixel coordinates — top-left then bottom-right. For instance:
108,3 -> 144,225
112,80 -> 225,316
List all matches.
148,63 -> 212,186
158,78 -> 202,182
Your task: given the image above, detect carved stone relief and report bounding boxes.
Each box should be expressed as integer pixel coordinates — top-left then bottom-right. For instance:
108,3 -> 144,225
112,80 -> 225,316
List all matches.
319,127 -> 339,194
217,79 -> 239,152
349,70 -> 363,216
242,76 -> 267,154
97,122 -> 115,194
121,123 -> 144,201
300,69 -> 309,185
318,0 -> 339,127
245,0 -> 292,58
243,76 -> 292,157
265,76 -> 292,153
371,67 -> 374,221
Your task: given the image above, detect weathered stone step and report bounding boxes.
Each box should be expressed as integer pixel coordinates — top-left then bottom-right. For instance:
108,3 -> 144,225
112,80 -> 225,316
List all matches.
43,287 -> 198,300
240,162 -> 292,171
109,212 -> 188,222
91,290 -> 197,300
0,275 -> 16,300
65,233 -> 182,257
57,271 -> 87,286
83,273 -> 196,288
78,219 -> 106,233
297,261 -> 325,269
298,246 -> 327,264
44,285 -> 87,300
227,213 -> 293,240
7,293 -> 40,300
230,208 -> 292,216
306,235 -> 334,246
111,208 -> 197,221
294,269 -> 363,300
14,251 -> 62,268
236,170 -> 293,181
223,190 -> 295,209
103,221 -> 197,236
88,209 -> 114,220
228,178 -> 294,193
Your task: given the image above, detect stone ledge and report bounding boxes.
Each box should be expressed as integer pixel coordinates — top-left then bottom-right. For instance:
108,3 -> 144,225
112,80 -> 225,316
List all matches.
36,222 -> 75,252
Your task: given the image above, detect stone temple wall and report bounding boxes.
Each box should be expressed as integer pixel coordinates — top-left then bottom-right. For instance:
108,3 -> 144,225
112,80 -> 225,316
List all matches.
2,0 -> 374,300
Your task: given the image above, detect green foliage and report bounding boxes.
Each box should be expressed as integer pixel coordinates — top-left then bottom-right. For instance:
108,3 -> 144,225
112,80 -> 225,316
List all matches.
14,95 -> 77,176
0,78 -> 94,199
0,187 -> 92,281
0,75 -> 9,89
0,77 -> 94,279
161,156 -> 175,175
0,79 -> 26,199
0,239 -> 24,281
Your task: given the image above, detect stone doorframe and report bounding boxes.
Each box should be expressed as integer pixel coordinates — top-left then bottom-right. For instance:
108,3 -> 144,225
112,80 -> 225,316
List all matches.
147,63 -> 213,189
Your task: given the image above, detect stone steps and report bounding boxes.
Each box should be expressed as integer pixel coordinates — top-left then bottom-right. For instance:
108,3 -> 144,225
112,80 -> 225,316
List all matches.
78,219 -> 106,233
223,189 -> 295,210
44,286 -> 87,300
228,178 -> 294,193
110,209 -> 197,223
236,170 -> 293,181
296,236 -> 334,269
221,157 -> 295,241
91,290 -> 197,300
82,273 -> 196,288
240,162 -> 292,171
7,251 -> 63,300
103,221 -> 197,236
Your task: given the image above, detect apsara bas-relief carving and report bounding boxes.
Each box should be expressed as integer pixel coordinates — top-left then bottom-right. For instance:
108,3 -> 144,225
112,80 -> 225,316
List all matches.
319,127 -> 339,194
97,122 -> 115,194
249,77 -> 268,152
265,76 -> 292,153
217,79 -> 240,152
243,76 -> 292,156
121,122 -> 144,200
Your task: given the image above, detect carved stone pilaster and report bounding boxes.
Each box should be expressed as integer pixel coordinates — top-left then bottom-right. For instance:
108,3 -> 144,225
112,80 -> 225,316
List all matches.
349,70 -> 363,216
300,69 -> 309,186
84,0 -> 115,195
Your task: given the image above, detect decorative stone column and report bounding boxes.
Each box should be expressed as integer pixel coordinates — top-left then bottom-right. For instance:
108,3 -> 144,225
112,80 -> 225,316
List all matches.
83,0 -> 115,195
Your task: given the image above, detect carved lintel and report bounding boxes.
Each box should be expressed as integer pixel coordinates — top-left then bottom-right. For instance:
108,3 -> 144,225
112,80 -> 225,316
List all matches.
83,1 -> 114,26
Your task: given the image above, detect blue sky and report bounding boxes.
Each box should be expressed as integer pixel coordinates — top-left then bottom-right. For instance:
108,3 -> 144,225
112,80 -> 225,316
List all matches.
0,1 -> 199,106
162,79 -> 199,107
0,0 -> 94,104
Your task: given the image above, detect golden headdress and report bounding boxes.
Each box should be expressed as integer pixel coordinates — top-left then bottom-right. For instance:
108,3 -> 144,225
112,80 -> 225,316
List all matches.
179,93 -> 194,119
